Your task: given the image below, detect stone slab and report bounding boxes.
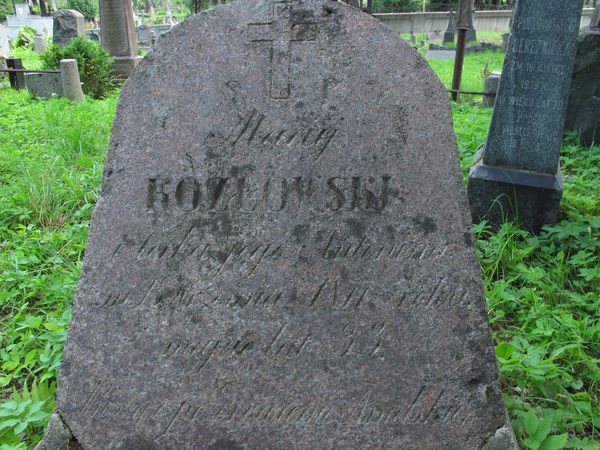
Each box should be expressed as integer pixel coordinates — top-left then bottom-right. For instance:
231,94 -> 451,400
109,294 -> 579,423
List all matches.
482,0 -> 583,174
25,72 -> 63,98
426,49 -> 455,60
55,1 -> 515,448
99,0 -> 139,78
565,29 -> 600,147
53,9 -> 84,47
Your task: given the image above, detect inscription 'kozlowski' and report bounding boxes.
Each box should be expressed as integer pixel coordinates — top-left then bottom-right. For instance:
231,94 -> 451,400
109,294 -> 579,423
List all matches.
147,175 -> 392,213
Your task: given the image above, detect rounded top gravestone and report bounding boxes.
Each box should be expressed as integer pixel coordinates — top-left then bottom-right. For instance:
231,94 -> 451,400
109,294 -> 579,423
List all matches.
56,0 -> 516,448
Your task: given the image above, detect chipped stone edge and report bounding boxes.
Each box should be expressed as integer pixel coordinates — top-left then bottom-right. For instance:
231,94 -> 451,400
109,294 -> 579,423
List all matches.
482,413 -> 521,450
34,411 -> 81,450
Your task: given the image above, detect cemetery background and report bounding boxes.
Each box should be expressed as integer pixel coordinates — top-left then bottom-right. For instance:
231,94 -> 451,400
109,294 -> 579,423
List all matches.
0,4 -> 598,450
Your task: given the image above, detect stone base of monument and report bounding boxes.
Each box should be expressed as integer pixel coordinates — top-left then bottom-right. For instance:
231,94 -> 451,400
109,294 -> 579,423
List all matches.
112,55 -> 143,79
467,161 -> 563,233
33,412 -> 81,450
25,73 -> 63,99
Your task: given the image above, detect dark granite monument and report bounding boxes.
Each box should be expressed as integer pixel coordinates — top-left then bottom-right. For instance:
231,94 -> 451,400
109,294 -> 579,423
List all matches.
52,9 -> 84,47
468,0 -> 583,233
565,7 -> 600,147
466,8 -> 477,43
99,0 -> 141,78
443,10 -> 455,44
45,0 -> 516,448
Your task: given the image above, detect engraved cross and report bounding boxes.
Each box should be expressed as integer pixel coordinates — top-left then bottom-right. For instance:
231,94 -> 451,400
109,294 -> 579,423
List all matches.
248,1 -> 317,99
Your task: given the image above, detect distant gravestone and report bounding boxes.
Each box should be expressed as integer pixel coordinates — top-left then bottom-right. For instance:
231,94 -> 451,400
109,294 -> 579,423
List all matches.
0,25 -> 9,56
466,9 -> 477,42
468,1 -> 583,232
426,49 -> 455,60
25,72 -> 62,98
99,0 -> 141,78
565,33 -> 600,147
53,9 -> 84,47
427,30 -> 443,41
443,10 -> 455,44
592,3 -> 600,29
34,34 -> 47,52
47,1 -> 516,448
482,72 -> 501,108
565,11 -> 600,146
137,24 -> 152,47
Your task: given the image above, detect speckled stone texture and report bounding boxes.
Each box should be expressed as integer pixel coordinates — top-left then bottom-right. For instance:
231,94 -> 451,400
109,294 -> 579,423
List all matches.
52,9 -> 84,47
24,73 -> 63,99
468,0 -> 582,232
55,1 -> 515,448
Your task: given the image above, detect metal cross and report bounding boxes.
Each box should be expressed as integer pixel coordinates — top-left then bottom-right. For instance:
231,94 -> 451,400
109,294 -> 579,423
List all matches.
248,2 -> 317,99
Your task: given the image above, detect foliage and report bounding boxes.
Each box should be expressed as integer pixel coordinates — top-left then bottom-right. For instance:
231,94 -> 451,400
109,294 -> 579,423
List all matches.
14,27 -> 37,50
0,86 -> 117,448
0,0 -> 14,23
66,0 -> 98,20
3,48 -> 43,71
0,381 -> 55,448
41,37 -> 116,99
428,50 -> 505,102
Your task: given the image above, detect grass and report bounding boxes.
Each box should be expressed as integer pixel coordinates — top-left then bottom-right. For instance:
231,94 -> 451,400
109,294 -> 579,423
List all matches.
0,47 -> 598,449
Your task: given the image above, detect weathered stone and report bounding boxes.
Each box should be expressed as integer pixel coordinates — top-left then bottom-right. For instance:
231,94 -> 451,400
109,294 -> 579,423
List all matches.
591,3 -> 599,29
565,29 -> 600,147
99,0 -> 142,78
468,0 -> 583,232
137,25 -> 153,47
466,9 -> 477,42
53,10 -> 84,47
34,34 -> 47,52
443,10 -> 455,44
25,72 -> 63,98
33,412 -> 81,450
501,32 -> 510,52
60,59 -> 85,103
482,72 -> 501,108
426,49 -> 456,60
54,1 -> 515,448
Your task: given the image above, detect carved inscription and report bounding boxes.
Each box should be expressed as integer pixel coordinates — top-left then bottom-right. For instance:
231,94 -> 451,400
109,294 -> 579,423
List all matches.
214,386 -> 467,427
204,110 -> 339,160
84,383 -> 469,432
97,275 -> 474,314
113,228 -> 454,268
147,175 -> 391,213
248,2 -> 317,99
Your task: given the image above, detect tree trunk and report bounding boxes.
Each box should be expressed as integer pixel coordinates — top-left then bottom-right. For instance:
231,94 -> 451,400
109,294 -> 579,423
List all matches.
39,0 -> 48,16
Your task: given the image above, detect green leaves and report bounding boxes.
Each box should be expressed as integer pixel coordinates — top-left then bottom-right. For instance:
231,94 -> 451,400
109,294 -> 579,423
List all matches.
516,410 -> 569,450
0,381 -> 55,446
0,81 -> 116,448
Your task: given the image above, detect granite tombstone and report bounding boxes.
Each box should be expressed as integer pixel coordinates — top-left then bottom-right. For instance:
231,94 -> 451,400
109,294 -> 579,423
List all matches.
443,10 -> 455,44
565,10 -> 600,146
53,9 -> 84,47
51,1 -> 516,448
468,0 -> 583,232
466,8 -> 477,43
99,0 -> 141,78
